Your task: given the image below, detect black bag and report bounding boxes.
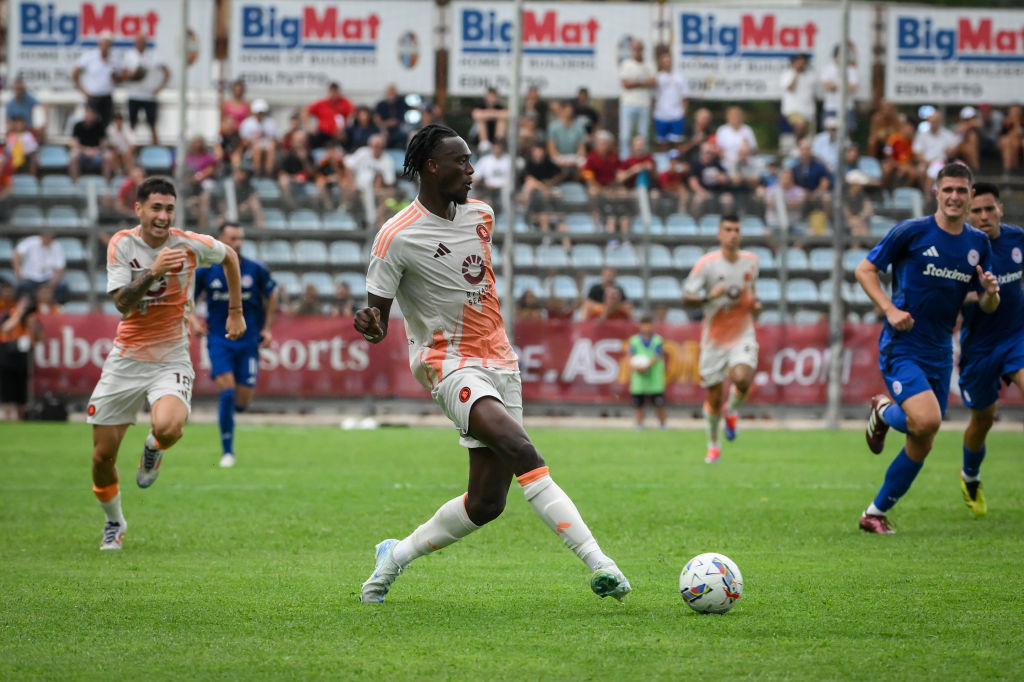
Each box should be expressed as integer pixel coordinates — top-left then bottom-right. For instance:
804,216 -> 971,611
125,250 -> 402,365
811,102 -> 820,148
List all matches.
25,392 -> 69,422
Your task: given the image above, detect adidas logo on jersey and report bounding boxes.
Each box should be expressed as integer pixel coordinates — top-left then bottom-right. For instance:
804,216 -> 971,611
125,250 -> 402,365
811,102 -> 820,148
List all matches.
130,258 -> 142,269
433,243 -> 452,258
922,246 -> 939,258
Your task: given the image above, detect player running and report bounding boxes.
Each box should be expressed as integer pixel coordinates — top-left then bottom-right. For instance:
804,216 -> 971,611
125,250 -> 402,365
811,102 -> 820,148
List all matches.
682,214 -> 761,463
856,163 -> 1000,534
88,177 -> 246,550
193,222 -> 278,468
353,123 -> 630,603
956,182 -> 1024,517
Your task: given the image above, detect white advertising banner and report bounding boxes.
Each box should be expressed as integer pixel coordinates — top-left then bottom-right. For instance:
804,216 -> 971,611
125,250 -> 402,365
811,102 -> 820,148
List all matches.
7,0 -> 215,90
449,1 -> 653,98
885,7 -> 1024,104
227,0 -> 435,95
669,5 -> 874,101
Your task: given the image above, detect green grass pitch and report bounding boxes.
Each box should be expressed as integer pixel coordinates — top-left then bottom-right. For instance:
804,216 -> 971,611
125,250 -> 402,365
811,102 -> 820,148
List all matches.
2,422 -> 1022,680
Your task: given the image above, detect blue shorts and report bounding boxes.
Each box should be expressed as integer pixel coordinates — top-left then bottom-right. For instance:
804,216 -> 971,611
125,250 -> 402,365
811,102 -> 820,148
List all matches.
654,118 -> 685,143
880,354 -> 953,417
959,337 -> 1024,410
208,339 -> 260,387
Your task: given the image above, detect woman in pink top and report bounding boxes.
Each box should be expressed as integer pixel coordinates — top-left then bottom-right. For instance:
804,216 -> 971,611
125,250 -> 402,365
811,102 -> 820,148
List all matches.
221,80 -> 250,128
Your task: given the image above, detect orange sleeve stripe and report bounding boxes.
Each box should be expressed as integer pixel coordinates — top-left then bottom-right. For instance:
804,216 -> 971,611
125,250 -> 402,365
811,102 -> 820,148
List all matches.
690,251 -> 720,276
170,228 -> 217,248
106,227 -> 137,265
372,206 -> 419,257
93,482 -> 120,502
374,207 -> 423,258
517,465 -> 550,486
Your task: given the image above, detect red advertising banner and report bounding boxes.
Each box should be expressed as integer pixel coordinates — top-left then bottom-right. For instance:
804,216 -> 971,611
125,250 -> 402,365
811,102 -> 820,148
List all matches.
31,314 -> 1021,406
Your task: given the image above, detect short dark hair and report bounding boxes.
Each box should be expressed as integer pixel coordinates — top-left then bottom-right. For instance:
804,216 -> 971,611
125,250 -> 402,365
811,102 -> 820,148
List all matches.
328,81 -> 340,90
218,221 -> 242,234
972,181 -> 1000,200
403,123 -> 460,181
639,312 -> 654,324
136,176 -> 177,203
936,162 -> 974,186
720,213 -> 741,225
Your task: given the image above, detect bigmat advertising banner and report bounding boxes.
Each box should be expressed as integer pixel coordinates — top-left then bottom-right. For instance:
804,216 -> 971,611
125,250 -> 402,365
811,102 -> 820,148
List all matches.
886,7 -> 1024,104
227,0 -> 434,94
669,5 -> 874,101
8,0 -> 215,90
449,1 -> 652,97
35,315 -> 1020,408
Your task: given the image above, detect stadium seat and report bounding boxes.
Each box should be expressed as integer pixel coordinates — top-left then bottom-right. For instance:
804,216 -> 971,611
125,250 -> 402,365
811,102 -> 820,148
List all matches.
870,215 -> 891,236
647,244 -> 673,268
664,213 -> 698,235
334,272 -> 367,296
301,271 -> 334,295
138,146 -> 174,174
888,186 -> 922,211
783,247 -> 810,271
100,300 -> 120,315
565,212 -> 595,234
544,275 -> 579,300
64,269 -> 90,294
273,270 -> 301,297
328,240 -> 363,265
57,237 -> 85,262
62,301 -> 92,314
0,238 -> 12,261
809,247 -> 834,271
557,182 -> 588,209
605,244 -> 638,269
844,281 -> 873,305
47,205 -> 81,228
858,157 -> 882,181
698,213 -> 721,234
649,275 -> 683,301
740,215 -> 766,233
617,275 -> 644,300
513,274 -> 542,298
757,309 -> 782,324
535,244 -> 570,268
633,215 -> 664,235
664,308 -> 689,324
77,175 -> 107,200
490,245 -> 501,263
397,179 -> 418,200
262,208 -> 287,230
843,248 -> 869,272
260,240 -> 294,265
11,174 -> 40,197
240,241 -> 259,260
289,209 -> 322,230
571,243 -> 603,268
793,309 -> 823,325
674,245 -> 704,270
293,240 -> 328,265
92,270 -> 106,292
755,278 -> 782,303
513,243 -> 534,267
786,278 -> 820,305
745,246 -> 775,269
41,174 -> 77,199
252,177 -> 282,201
11,204 -> 45,227
37,145 -> 71,174
818,279 -> 837,304
386,149 -> 405,173
322,210 -> 359,231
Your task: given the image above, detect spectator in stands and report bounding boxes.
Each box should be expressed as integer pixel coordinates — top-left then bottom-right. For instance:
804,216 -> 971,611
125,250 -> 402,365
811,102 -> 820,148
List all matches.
72,32 -> 121,127
121,33 -> 169,146
470,87 -> 508,152
104,110 -> 136,178
953,106 -> 983,172
304,82 -> 356,149
0,280 -> 42,421
225,162 -> 264,229
583,130 -> 630,241
912,106 -> 958,192
332,281 -> 358,316
520,85 -> 549,145
998,105 -> 1024,176
583,267 -> 633,321
820,42 -> 859,133
347,107 -> 380,153
882,119 -> 922,191
726,145 -> 766,216
546,294 -> 579,321
239,98 -> 277,177
764,167 -> 807,232
69,106 -> 113,181
215,115 -> 244,171
811,116 -> 841,171
976,103 -> 1004,165
843,169 -> 873,245
546,100 -> 587,179
516,289 -> 544,322
658,149 -> 691,210
868,99 -> 901,159
314,141 -> 353,211
791,138 -> 832,214
780,52 -> 817,153
221,79 -> 251,128
572,87 -> 600,135
688,141 -> 733,217
5,76 -> 48,143
520,142 -> 568,245
472,138 -> 513,208
653,51 -> 689,152
374,84 -> 410,149
183,136 -> 218,228
5,116 -> 38,175
33,283 -> 61,315
679,107 -> 715,165
716,106 -> 758,169
617,134 -> 657,192
281,113 -> 304,151
292,283 -> 323,316
114,166 -> 146,222
618,38 -> 655,158
13,230 -> 67,303
277,129 -> 316,208
347,133 -> 398,223
0,148 -> 12,202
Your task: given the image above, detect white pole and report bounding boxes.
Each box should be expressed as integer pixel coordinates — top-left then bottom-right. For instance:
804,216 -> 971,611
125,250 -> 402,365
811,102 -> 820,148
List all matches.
175,0 -> 190,228
501,0 -> 524,344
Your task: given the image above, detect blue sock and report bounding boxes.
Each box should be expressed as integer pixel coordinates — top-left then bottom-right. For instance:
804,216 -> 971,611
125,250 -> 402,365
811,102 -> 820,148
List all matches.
882,402 -> 908,434
872,449 -> 923,513
218,389 -> 235,455
962,444 -> 986,478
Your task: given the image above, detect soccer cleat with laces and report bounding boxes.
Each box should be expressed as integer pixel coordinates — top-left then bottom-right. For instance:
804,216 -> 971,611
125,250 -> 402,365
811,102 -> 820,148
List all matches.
100,520 -> 126,550
865,394 -> 892,454
136,442 -> 164,488
704,446 -> 721,464
724,413 -> 738,441
859,512 -> 895,534
959,471 -> 987,517
360,539 -> 403,603
590,563 -> 631,602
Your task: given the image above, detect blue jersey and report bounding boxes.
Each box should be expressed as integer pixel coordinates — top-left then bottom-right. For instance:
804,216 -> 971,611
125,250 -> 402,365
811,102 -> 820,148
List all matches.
867,215 -> 992,362
960,223 -> 1024,357
195,256 -> 276,348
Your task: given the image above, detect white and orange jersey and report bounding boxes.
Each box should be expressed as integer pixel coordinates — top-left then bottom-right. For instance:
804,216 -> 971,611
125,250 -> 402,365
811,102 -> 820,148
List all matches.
106,226 -> 227,362
683,249 -> 760,348
366,198 -> 518,390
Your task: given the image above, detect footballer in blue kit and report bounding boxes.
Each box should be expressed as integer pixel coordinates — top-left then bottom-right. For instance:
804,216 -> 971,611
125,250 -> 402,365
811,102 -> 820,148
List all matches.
193,223 -> 278,467
854,164 -> 1001,534
956,183 -> 1024,518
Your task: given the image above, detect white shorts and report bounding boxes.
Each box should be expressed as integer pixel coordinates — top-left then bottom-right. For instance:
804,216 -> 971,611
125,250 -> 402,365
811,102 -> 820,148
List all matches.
87,352 -> 194,426
432,367 -> 523,448
699,337 -> 759,388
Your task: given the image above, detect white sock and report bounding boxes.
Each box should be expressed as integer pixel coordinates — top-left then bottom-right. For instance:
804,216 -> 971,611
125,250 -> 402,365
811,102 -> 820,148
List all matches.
961,470 -> 981,483
726,386 -> 748,414
704,404 -> 721,447
519,466 -> 610,571
392,494 -> 479,567
99,492 -> 125,525
866,503 -> 885,516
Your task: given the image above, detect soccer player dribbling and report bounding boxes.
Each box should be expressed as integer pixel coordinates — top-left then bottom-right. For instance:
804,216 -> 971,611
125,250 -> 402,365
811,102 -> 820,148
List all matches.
956,182 -> 1024,517
88,177 -> 246,550
353,124 -> 631,603
856,163 -> 1000,534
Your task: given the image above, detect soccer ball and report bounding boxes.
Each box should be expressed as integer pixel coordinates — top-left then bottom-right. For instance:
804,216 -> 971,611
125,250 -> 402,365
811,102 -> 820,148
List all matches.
679,552 -> 743,614
629,355 -> 650,371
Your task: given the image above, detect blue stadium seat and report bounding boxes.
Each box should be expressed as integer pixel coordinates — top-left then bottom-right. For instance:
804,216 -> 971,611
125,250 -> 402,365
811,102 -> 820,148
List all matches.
740,215 -> 766,233
301,271 -> 334,295
605,244 -> 638,269
664,308 -> 689,324
783,247 -> 810,271
289,209 -> 322,230
240,241 -> 260,260
328,240 -> 362,265
535,244 -> 570,268
809,247 -> 834,271
397,179 -> 418,200
745,246 -> 775,269
41,174 -> 77,199
664,213 -> 698,235
293,240 -> 328,265
755,278 -> 782,303
858,157 -> 882,181
557,182 -> 588,208
0,238 -> 12,260
262,208 -> 287,230
793,309 -> 823,325
11,174 -> 40,197
888,186 -> 922,211
138,146 -> 174,173
386,149 -> 405,172
699,213 -> 721,234
260,240 -> 294,265
92,270 -> 106,292
647,244 -> 673,268
571,243 -> 603,268
617,275 -> 644,300
870,215 -> 892,236
786,278 -> 820,305
818,279 -> 837,303
544,275 -> 579,300
252,177 -> 282,201
843,248 -> 869,272
64,269 -> 90,294
633,215 -> 664,235
513,243 -> 534,267
844,281 -> 872,305
322,210 -> 359,231
62,301 -> 92,314
11,204 -> 45,227
674,245 -> 704,269
758,309 -> 782,324
513,274 -> 542,298
273,270 -> 301,297
565,212 -> 595,234
57,237 -> 85,262
335,272 -> 367,296
38,145 -> 71,173
649,275 -> 683,300
47,205 -> 81,228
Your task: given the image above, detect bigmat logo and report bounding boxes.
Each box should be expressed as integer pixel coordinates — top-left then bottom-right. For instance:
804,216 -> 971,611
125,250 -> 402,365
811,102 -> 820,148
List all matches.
461,8 -> 599,56
19,2 -> 158,47
679,12 -> 818,58
241,4 -> 380,51
897,15 -> 1024,62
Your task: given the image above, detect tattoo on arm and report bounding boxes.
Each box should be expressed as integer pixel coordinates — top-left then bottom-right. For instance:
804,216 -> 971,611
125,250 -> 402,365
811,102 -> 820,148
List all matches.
113,271 -> 157,311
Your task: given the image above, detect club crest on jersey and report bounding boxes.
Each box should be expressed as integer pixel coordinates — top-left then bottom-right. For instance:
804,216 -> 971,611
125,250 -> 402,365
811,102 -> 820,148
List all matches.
1013,247 -> 1022,264
242,274 -> 254,287
462,254 -> 486,284
967,249 -> 980,267
459,387 -> 472,402
87,404 -> 96,416
476,224 -> 490,242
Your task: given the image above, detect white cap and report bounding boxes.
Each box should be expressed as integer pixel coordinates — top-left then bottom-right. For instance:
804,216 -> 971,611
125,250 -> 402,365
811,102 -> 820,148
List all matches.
823,116 -> 839,129
251,98 -> 269,113
959,106 -> 977,119
845,169 -> 870,185
918,104 -> 937,119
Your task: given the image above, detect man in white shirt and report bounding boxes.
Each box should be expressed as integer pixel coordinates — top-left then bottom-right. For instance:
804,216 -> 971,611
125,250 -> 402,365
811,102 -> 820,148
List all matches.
121,33 -> 170,146
618,38 -> 655,158
811,117 -> 841,171
72,32 -> 122,127
715,106 -> 758,168
912,107 -> 960,192
780,52 -> 817,144
13,230 -> 67,302
346,133 -> 398,222
652,52 -> 689,150
472,138 -> 513,207
820,42 -> 859,133
239,99 -> 278,177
